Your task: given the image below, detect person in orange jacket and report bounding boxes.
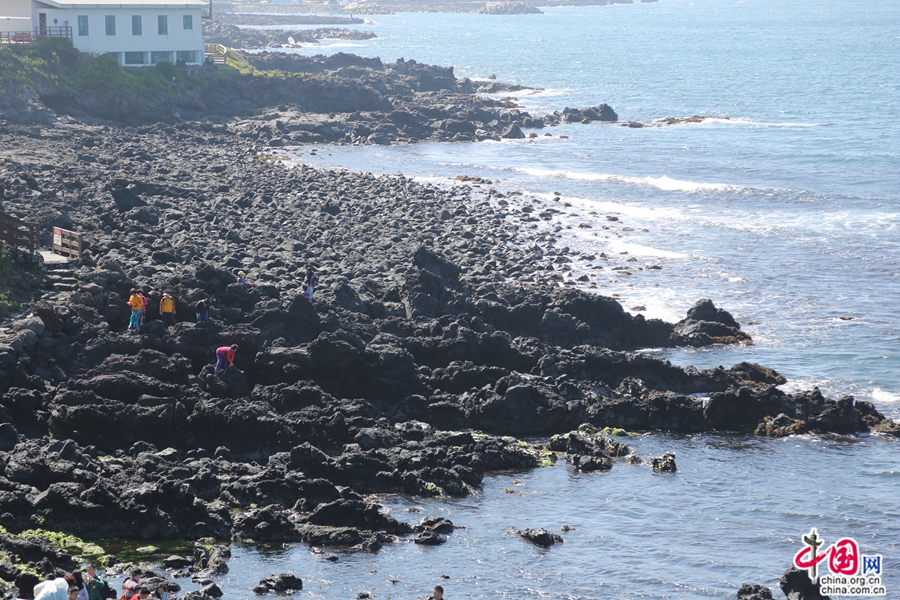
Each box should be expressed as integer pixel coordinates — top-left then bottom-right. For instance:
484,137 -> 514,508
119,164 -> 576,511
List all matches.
127,288 -> 144,332
159,292 -> 176,329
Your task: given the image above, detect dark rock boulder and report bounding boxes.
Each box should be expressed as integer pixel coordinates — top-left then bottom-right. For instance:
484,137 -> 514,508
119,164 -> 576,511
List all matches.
253,573 -> 303,595
650,452 -> 676,473
302,499 -> 413,535
511,527 -> 564,548
780,566 -> 830,600
501,124 -> 525,139
413,530 -> 446,545
737,583 -> 773,600
671,299 -> 751,347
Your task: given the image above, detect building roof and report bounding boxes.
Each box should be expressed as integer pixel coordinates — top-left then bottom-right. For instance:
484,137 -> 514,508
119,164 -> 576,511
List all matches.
35,0 -> 208,7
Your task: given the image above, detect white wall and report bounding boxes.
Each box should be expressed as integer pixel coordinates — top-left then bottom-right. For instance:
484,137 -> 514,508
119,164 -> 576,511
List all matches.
1,0 -> 33,31
31,6 -> 205,65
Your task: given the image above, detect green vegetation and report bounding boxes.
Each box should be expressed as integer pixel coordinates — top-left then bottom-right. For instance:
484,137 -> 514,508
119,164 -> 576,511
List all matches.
16,528 -> 106,558
0,39 -> 193,111
0,38 -> 327,114
0,246 -> 42,319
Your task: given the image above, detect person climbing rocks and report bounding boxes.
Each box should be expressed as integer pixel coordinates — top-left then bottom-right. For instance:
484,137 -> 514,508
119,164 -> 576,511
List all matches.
159,292 -> 176,329
301,282 -> 312,301
237,271 -> 253,287
127,288 -> 144,332
83,565 -> 106,600
304,267 -> 319,300
215,344 -> 238,372
196,298 -> 210,322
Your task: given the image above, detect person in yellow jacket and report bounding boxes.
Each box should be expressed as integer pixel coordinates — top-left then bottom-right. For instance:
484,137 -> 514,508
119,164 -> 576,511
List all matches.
127,288 -> 144,332
160,292 -> 176,329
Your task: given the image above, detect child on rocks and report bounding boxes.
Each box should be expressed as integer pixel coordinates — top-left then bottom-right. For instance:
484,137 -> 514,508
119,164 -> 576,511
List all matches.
237,271 -> 253,287
301,283 -> 312,301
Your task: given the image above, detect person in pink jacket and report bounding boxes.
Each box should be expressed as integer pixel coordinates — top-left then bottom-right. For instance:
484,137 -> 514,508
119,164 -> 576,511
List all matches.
215,344 -> 239,372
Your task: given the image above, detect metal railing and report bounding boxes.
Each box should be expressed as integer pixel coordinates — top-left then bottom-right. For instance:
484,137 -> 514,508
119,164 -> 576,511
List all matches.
0,211 -> 39,254
0,26 -> 72,45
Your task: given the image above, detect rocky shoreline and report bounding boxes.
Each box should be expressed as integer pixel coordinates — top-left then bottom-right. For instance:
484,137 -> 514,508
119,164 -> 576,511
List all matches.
203,21 -> 377,51
0,47 -> 896,600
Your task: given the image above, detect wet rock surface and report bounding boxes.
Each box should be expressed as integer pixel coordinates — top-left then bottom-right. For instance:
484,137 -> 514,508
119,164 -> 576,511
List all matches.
510,527 -> 564,548
0,114 -> 894,553
253,573 -> 303,595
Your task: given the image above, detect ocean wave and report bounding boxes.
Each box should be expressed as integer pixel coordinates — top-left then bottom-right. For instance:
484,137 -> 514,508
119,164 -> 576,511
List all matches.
514,168 -> 745,193
653,116 -> 821,128
606,239 -> 689,259
872,388 -> 900,403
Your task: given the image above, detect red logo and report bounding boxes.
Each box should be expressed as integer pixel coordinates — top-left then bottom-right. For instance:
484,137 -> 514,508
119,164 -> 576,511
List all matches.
794,528 -> 859,583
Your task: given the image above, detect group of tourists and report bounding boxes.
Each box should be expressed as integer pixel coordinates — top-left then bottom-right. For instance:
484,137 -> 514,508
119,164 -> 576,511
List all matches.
126,267 -> 319,330
123,267 -> 319,372
125,289 -> 178,332
31,565 -> 168,600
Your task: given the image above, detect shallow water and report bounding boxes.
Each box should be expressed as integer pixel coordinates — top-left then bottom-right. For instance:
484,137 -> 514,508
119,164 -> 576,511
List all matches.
163,0 -> 900,596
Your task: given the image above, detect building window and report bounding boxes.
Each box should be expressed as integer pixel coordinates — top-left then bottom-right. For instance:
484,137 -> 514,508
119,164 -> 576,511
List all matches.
176,50 -> 197,63
124,51 -> 145,65
183,15 -> 193,30
132,15 -> 141,35
77,15 -> 88,36
105,15 -> 115,36
151,51 -> 172,64
158,15 -> 167,35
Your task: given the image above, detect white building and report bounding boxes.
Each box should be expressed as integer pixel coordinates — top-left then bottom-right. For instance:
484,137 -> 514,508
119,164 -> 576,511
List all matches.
29,0 -> 208,65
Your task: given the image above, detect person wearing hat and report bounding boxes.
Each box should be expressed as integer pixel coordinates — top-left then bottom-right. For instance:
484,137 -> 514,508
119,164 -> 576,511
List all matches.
159,292 -> 177,329
237,271 -> 252,287
33,578 -> 68,600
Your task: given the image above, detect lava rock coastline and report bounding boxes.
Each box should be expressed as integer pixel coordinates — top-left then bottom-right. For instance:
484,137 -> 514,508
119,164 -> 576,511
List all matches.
0,120 -> 895,558
203,21 -> 377,51
6,48 -> 616,143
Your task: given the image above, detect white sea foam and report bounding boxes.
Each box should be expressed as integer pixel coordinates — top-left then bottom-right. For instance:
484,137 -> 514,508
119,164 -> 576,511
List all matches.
872,388 -> 900,403
653,116 -> 821,128
606,239 -> 688,259
514,168 -> 743,193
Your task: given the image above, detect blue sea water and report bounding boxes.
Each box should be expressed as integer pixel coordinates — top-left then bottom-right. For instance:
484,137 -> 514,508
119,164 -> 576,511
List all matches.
182,1 -> 900,598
